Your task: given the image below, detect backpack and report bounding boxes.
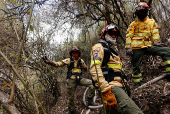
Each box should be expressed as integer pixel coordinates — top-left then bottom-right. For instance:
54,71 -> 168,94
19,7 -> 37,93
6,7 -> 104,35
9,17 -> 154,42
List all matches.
100,42 -> 121,82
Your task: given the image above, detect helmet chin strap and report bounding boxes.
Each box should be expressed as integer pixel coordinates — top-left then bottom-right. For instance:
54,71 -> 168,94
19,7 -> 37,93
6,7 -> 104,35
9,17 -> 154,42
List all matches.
105,34 -> 117,45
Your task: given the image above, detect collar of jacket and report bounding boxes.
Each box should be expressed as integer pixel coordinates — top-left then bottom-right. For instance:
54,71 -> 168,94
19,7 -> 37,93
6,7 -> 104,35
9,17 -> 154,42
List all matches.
72,57 -> 80,60
99,39 -> 110,47
99,39 -> 116,47
138,16 -> 148,22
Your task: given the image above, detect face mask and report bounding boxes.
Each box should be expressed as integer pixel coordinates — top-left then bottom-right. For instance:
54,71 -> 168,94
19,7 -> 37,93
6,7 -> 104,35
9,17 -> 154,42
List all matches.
105,33 -> 116,45
136,10 -> 148,20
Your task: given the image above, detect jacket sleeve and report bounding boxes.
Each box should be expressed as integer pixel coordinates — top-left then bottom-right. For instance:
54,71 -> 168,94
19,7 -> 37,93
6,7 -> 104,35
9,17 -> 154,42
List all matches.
151,21 -> 160,43
125,22 -> 135,48
90,44 -> 111,92
52,58 -> 70,67
81,59 -> 88,72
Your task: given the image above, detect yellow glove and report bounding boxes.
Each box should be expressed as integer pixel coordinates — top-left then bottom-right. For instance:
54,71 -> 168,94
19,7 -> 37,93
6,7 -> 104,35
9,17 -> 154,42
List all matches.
102,88 -> 118,110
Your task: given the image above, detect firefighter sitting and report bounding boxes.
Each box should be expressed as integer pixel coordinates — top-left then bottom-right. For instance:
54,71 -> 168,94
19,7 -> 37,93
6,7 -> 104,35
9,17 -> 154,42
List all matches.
90,24 -> 144,114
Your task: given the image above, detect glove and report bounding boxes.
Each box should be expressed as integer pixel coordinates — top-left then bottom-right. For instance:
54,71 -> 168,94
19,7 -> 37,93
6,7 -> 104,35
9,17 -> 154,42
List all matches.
153,41 -> 167,47
42,56 -> 52,64
102,88 -> 118,110
126,46 -> 132,55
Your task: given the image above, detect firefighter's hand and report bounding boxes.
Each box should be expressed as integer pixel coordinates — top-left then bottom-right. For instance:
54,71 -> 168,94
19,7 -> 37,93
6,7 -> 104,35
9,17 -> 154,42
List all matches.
102,88 -> 118,110
82,64 -> 88,71
42,56 -> 51,64
153,41 -> 167,47
126,46 -> 132,55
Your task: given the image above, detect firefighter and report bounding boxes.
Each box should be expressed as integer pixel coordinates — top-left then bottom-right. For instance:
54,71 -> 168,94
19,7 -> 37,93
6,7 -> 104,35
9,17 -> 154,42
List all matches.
125,2 -> 170,88
90,24 -> 143,114
43,46 -> 97,114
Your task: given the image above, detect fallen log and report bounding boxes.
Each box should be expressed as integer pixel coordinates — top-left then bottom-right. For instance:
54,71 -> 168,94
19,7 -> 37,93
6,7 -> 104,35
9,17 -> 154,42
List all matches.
135,73 -> 166,91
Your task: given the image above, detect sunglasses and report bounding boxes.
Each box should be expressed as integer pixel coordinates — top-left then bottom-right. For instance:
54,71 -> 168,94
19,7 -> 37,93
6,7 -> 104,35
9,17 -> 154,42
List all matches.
108,29 -> 118,37
71,46 -> 79,50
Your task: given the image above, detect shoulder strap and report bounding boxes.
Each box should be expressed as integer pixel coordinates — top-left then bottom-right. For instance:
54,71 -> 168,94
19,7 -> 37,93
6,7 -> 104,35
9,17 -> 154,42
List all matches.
109,45 -> 119,56
68,57 -> 74,71
99,42 -> 111,67
77,59 -> 82,67
99,42 -> 120,67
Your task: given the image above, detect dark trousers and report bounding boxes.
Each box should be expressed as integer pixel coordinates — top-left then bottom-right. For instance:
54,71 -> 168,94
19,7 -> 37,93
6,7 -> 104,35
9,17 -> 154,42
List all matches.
132,45 -> 170,82
66,78 -> 95,112
106,86 -> 143,114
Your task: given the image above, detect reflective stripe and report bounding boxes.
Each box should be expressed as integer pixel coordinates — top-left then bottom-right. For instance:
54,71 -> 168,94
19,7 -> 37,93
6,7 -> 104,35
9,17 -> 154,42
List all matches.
166,68 -> 170,72
133,78 -> 142,82
144,42 -> 148,45
163,60 -> 170,65
59,61 -> 64,66
144,41 -> 152,45
126,34 -> 133,37
72,69 -> 81,73
126,40 -> 131,44
107,63 -> 122,69
152,36 -> 160,40
131,42 -> 144,45
134,33 -> 151,36
132,73 -> 142,78
131,40 -> 152,46
152,29 -> 159,33
91,60 -> 102,66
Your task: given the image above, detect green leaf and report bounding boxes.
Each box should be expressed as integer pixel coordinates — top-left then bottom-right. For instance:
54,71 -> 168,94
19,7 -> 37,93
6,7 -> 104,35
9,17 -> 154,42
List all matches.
10,53 -> 16,57
19,2 -> 21,6
30,25 -> 33,31
22,56 -> 28,61
79,6 -> 81,10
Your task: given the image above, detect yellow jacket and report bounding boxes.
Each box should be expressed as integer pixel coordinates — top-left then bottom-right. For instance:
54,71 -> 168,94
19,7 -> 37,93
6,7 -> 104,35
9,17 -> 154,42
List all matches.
51,57 -> 88,79
126,17 -> 160,49
90,41 -> 124,92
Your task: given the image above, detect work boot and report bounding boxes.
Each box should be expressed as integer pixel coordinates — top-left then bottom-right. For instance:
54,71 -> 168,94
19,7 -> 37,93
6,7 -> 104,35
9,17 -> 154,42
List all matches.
87,97 -> 98,106
134,82 -> 142,89
69,110 -> 76,114
165,72 -> 170,82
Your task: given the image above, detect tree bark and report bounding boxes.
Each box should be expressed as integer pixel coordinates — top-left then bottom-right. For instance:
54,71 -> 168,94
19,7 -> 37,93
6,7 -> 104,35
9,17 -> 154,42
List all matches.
0,50 -> 47,114
0,91 -> 21,114
105,0 -> 111,24
9,0 -> 35,103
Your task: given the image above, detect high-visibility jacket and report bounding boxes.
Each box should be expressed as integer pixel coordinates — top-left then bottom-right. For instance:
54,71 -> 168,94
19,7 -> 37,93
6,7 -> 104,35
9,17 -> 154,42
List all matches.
126,17 -> 160,49
52,57 -> 88,79
90,40 -> 124,92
